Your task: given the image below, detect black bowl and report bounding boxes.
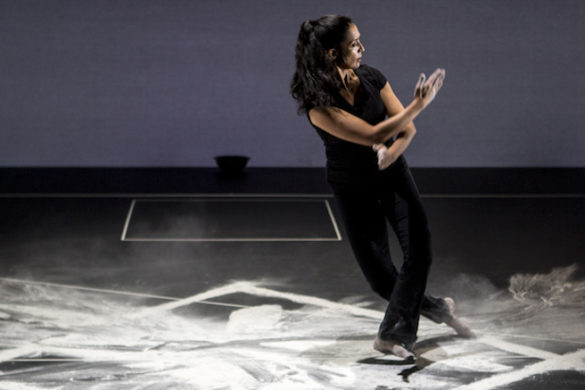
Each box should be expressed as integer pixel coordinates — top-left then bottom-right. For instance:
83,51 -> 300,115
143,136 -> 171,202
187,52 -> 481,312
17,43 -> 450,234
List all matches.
214,155 -> 250,174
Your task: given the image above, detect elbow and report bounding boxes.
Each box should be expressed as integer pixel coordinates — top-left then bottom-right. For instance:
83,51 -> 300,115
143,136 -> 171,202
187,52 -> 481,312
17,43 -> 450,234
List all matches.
403,124 -> 416,140
408,125 -> 416,138
406,122 -> 417,137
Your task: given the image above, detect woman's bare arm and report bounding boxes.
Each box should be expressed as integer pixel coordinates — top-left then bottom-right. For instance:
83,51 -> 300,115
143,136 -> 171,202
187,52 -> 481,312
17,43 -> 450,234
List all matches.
308,69 -> 445,147
308,98 -> 421,146
373,82 -> 417,169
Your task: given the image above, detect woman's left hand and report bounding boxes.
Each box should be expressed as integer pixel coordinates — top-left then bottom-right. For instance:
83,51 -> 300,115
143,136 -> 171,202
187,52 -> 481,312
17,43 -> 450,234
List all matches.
373,144 -> 396,170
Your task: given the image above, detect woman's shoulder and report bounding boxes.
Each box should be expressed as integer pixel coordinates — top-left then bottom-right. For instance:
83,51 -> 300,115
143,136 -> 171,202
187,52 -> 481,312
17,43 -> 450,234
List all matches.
357,64 -> 387,90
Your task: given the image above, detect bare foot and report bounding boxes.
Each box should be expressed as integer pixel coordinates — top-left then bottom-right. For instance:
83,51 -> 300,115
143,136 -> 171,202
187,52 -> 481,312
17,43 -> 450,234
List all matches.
373,336 -> 416,361
444,297 -> 476,339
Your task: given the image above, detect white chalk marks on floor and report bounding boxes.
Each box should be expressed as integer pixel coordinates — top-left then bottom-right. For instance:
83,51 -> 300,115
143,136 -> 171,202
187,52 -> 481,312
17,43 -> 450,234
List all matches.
1,267 -> 585,389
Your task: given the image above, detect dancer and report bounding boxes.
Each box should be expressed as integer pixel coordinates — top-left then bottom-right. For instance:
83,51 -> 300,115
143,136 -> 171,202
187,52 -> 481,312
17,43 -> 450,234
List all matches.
290,15 -> 474,360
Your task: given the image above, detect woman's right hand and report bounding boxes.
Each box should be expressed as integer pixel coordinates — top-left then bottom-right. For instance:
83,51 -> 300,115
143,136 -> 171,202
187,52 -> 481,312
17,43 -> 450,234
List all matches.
414,68 -> 445,109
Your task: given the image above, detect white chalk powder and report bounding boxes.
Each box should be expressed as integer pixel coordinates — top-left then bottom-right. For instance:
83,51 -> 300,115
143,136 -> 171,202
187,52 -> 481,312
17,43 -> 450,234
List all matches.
1,267 -> 585,389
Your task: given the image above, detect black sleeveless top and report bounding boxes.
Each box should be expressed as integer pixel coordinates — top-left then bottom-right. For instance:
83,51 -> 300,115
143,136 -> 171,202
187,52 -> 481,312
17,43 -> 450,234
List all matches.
308,64 -> 393,190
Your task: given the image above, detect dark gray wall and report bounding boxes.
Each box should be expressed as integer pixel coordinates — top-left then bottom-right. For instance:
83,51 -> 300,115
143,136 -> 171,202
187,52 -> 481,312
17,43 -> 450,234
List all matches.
1,0 -> 584,167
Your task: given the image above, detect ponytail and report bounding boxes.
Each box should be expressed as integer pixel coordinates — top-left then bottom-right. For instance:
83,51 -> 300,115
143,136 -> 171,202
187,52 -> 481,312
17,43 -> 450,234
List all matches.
290,15 -> 353,114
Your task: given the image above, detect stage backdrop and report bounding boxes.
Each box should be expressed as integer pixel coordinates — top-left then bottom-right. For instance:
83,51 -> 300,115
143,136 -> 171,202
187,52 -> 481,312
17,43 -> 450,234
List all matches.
1,0 -> 584,167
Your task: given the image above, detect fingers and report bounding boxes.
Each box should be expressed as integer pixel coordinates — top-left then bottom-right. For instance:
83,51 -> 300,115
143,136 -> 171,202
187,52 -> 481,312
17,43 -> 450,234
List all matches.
377,151 -> 386,170
429,68 -> 445,81
419,68 -> 446,100
426,68 -> 445,83
432,68 -> 445,88
418,73 -> 426,88
428,68 -> 445,91
377,153 -> 390,170
414,68 -> 446,104
429,75 -> 442,96
414,73 -> 426,97
373,144 -> 387,160
373,144 -> 392,170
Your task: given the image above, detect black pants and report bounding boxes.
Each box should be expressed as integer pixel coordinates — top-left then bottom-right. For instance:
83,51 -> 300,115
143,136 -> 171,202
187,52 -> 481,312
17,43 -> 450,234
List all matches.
333,157 -> 451,349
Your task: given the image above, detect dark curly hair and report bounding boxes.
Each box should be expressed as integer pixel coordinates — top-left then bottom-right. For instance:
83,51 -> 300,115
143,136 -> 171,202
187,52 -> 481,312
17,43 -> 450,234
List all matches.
290,15 -> 354,114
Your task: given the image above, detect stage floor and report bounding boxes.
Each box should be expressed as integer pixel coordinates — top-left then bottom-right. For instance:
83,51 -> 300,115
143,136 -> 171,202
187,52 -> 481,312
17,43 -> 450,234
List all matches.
1,192 -> 584,389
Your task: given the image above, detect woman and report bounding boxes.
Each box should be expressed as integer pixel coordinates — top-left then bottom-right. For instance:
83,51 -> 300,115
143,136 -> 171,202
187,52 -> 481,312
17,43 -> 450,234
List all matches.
290,15 -> 473,360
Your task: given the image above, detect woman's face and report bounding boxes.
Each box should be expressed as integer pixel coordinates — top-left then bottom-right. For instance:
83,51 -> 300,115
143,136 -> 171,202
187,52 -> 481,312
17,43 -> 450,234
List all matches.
338,23 -> 365,69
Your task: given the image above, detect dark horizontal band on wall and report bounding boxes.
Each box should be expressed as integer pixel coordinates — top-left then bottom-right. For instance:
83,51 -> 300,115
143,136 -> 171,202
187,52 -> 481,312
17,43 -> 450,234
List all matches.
1,167 -> 584,195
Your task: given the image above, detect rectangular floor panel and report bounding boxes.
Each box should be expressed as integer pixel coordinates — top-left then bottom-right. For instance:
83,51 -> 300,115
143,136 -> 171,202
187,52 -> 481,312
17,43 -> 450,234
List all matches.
121,198 -> 341,242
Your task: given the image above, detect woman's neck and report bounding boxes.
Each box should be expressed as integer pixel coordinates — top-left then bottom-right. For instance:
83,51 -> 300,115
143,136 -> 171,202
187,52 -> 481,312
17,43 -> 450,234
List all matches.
337,66 -> 353,90
336,66 -> 360,106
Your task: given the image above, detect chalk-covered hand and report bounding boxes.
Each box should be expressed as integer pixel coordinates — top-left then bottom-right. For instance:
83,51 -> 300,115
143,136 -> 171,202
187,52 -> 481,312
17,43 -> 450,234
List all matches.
414,68 -> 445,108
373,143 -> 396,170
